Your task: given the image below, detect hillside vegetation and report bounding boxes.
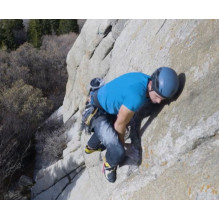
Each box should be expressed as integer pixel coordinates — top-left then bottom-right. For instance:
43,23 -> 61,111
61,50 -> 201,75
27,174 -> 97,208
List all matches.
0,19 -> 80,199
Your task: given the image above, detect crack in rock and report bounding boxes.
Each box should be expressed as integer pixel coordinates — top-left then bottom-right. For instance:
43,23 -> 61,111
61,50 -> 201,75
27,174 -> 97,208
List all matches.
55,165 -> 85,199
156,19 -> 167,35
32,163 -> 85,199
191,129 -> 219,151
102,42 -> 115,60
103,25 -> 112,38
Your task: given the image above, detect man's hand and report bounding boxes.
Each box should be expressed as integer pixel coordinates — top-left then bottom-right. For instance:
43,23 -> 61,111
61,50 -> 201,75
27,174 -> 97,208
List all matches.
114,105 -> 135,144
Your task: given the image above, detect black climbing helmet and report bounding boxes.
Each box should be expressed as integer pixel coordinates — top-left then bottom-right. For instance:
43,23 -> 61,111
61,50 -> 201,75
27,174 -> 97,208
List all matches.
151,67 -> 179,99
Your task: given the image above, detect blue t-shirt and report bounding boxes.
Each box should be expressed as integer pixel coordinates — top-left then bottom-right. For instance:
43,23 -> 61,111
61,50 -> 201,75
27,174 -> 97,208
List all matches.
97,72 -> 150,115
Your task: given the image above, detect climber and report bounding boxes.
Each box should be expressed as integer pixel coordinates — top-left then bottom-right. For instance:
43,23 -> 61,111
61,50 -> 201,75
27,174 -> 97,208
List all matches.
82,67 -> 179,183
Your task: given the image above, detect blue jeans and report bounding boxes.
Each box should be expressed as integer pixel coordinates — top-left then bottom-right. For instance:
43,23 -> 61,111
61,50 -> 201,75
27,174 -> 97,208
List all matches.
88,113 -> 125,167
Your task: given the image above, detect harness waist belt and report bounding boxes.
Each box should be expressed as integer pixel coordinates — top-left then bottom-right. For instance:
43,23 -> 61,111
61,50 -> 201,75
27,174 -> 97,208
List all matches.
93,90 -> 104,111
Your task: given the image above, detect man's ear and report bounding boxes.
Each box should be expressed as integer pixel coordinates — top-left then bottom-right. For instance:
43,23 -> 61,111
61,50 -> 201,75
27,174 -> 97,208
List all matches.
148,80 -> 152,90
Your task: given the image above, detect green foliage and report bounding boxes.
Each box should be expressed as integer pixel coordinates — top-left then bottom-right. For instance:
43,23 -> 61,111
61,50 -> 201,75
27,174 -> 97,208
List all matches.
27,19 -> 42,48
1,19 -> 79,49
0,19 -> 25,50
27,19 -> 79,47
0,29 -> 78,198
41,19 -> 52,35
58,19 -> 79,35
50,19 -> 60,34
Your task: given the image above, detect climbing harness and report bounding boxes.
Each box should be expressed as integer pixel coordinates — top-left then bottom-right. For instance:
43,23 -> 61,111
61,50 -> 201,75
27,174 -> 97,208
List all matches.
84,107 -> 98,126
81,77 -> 105,134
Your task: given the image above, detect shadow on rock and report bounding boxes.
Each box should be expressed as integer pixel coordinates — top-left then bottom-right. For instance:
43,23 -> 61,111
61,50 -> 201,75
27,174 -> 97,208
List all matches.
125,73 -> 186,166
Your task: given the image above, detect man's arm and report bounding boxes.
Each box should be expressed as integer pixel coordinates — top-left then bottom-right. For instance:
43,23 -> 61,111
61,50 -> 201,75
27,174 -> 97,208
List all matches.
114,105 -> 135,144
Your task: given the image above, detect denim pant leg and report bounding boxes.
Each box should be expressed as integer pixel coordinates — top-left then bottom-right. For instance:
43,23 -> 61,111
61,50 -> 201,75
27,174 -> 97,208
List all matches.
91,115 -> 125,167
87,133 -> 102,149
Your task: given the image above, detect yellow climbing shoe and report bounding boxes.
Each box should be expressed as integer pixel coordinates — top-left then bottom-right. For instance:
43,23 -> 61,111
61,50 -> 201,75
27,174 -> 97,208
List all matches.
85,145 -> 105,154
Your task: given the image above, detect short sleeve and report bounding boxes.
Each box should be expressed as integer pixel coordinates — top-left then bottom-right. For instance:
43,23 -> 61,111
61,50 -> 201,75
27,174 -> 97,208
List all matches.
123,94 -> 143,112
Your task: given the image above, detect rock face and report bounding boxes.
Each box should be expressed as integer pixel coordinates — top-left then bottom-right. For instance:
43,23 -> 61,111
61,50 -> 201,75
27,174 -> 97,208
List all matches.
32,19 -> 219,199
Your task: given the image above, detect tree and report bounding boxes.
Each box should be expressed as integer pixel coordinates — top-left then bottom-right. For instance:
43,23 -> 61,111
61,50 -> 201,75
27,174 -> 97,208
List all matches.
0,24 -> 5,48
0,20 -> 16,50
0,19 -> 25,50
12,20 -> 27,46
27,20 -> 42,48
58,19 -> 79,35
40,19 -> 52,35
50,19 -> 60,34
26,19 -> 79,48
0,30 -> 79,198
0,79 -> 53,197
